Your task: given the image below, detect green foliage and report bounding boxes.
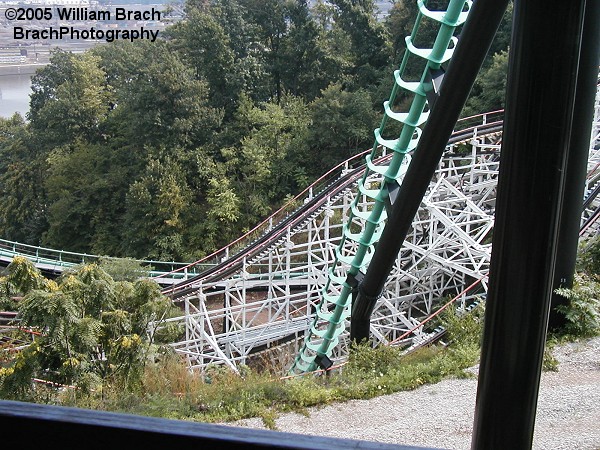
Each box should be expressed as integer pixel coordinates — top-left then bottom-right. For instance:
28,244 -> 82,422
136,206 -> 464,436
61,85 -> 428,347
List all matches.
0,1 -> 364,260
459,2 -> 512,117
1,255 -> 53,295
485,2 -> 513,64
462,50 -> 509,117
51,338 -> 481,425
552,235 -> 600,339
97,257 -> 151,282
330,0 -> 392,91
542,339 -> 560,372
345,341 -> 403,378
385,0 -> 437,64
167,5 -> 239,113
308,83 -> 378,174
220,94 -> 312,230
577,235 -> 600,277
0,259 -> 180,398
0,115 -> 48,243
0,342 -> 42,401
42,140 -> 128,253
555,274 -> 600,338
121,43 -> 224,148
29,50 -> 112,146
123,156 -> 192,260
440,301 -> 486,348
0,0 -> 513,268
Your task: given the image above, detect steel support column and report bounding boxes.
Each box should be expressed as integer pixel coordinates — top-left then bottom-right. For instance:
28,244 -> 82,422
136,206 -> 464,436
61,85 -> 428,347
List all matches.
549,0 -> 600,330
470,0 -> 589,448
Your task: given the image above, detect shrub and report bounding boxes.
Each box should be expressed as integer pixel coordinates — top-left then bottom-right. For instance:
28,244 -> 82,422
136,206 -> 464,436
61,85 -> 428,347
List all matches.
555,274 -> 600,338
440,300 -> 486,347
577,235 -> 600,278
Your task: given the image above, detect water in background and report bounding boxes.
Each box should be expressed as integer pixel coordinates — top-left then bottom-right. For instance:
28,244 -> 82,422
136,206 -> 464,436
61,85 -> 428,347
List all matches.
0,1 -> 392,120
0,74 -> 32,119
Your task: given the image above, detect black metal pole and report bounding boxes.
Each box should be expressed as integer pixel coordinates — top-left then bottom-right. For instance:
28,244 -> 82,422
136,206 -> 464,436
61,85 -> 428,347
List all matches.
350,0 -> 510,342
470,0 -> 588,448
549,0 -> 600,331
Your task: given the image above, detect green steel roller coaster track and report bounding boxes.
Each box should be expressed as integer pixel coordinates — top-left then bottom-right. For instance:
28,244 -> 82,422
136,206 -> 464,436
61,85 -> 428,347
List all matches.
290,0 -> 473,374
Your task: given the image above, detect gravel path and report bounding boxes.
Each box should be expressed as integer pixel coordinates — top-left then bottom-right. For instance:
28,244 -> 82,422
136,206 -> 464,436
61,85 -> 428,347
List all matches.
222,337 -> 600,449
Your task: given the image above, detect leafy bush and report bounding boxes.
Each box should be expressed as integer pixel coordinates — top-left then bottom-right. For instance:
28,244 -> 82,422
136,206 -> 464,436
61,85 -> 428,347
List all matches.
0,258 -> 180,398
542,339 -> 560,372
345,341 -> 403,378
576,235 -> 600,277
440,300 -> 486,347
555,274 -> 600,338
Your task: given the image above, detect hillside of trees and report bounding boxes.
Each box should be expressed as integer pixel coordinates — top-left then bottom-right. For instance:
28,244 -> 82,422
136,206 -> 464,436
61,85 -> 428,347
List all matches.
0,0 -> 511,262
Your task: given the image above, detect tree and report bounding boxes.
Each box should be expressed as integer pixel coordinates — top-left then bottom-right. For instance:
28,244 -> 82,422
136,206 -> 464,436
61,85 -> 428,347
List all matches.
329,0 -> 392,91
119,43 -> 223,148
122,155 -> 193,260
240,0 -> 290,103
184,175 -> 242,254
308,83 -> 378,175
93,40 -> 224,149
0,115 -> 48,244
385,0 -> 420,62
167,5 -> 240,115
278,0 -> 333,100
0,0 -> 398,263
209,0 -> 273,103
485,2 -> 513,66
0,257 -> 180,398
220,94 -> 312,229
28,50 -> 112,148
310,0 -> 354,88
462,50 -> 509,117
41,140 -> 133,255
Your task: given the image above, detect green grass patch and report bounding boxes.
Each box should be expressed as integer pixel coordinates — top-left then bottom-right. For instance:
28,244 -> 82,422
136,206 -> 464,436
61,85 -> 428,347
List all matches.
55,332 -> 482,426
